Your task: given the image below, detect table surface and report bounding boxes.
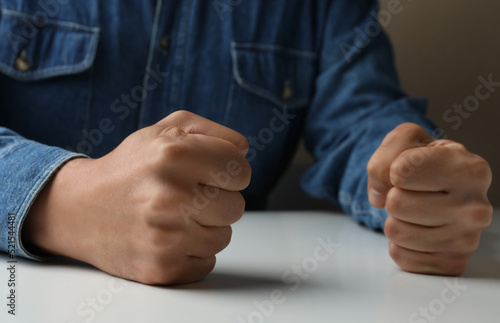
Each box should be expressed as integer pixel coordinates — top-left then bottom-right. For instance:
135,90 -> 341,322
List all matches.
2,211 -> 500,323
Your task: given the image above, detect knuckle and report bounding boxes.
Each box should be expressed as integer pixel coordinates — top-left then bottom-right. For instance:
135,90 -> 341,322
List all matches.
238,137 -> 250,154
455,234 -> 481,253
393,123 -> 427,142
144,227 -> 168,249
159,126 -> 186,139
154,136 -> 189,163
140,191 -> 187,228
383,216 -> 400,241
239,160 -> 252,188
466,156 -> 492,185
385,187 -> 403,215
448,141 -> 467,151
366,156 -> 386,178
228,193 -> 246,223
197,257 -> 217,280
388,242 -> 403,265
204,256 -> 217,275
367,158 -> 391,191
143,192 -> 166,216
465,203 -> 493,228
433,139 -> 467,150
216,192 -> 246,225
168,110 -> 194,123
389,154 -> 413,186
226,157 -> 252,190
218,226 -> 233,250
142,189 -> 173,217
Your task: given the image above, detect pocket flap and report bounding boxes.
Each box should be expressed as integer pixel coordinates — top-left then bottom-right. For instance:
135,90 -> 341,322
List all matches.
0,8 -> 99,81
231,42 -> 317,109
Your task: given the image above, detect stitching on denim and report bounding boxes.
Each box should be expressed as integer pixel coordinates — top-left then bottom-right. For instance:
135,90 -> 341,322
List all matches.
1,8 -> 100,33
0,141 -> 29,159
82,57 -> 96,143
223,78 -> 236,125
231,42 -> 317,60
170,0 -> 191,110
0,32 -> 99,81
138,0 -> 163,128
231,46 -> 308,109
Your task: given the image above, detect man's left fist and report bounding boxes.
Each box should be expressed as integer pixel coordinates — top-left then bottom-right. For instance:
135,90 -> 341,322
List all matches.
367,123 -> 492,276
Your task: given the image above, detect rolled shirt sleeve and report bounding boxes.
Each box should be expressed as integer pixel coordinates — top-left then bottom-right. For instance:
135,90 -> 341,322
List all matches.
301,0 -> 438,230
0,127 -> 87,261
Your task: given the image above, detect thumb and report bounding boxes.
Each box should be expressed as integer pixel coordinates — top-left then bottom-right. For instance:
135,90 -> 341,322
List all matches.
366,123 -> 435,208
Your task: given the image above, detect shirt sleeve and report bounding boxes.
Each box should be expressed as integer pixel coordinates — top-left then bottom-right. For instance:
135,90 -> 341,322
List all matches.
301,0 -> 439,230
0,127 -> 87,261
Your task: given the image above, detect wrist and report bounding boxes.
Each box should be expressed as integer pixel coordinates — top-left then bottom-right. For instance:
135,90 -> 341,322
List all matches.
22,157 -> 95,261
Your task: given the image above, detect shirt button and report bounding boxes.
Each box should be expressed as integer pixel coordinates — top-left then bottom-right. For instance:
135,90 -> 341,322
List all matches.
281,80 -> 293,100
15,57 -> 29,72
160,36 -> 170,52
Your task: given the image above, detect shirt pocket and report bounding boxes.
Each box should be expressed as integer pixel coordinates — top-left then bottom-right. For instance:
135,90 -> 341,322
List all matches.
229,42 -> 317,113
0,8 -> 99,80
0,7 -> 99,147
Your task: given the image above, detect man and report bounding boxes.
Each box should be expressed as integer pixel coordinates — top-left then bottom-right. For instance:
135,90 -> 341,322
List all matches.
0,0 -> 492,285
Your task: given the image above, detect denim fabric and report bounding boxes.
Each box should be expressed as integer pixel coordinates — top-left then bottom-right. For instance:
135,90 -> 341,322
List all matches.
0,0 -> 436,261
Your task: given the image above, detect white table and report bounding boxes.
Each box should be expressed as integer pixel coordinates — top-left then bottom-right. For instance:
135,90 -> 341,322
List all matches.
2,211 -> 500,323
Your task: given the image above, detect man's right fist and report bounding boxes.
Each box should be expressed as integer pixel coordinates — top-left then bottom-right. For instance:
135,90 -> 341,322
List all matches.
23,111 -> 251,285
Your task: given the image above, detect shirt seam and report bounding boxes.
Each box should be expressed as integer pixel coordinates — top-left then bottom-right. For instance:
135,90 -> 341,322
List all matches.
1,8 -> 100,32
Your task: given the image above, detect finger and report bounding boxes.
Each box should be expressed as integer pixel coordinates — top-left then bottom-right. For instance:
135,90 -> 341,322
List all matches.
386,187 -> 493,231
390,143 -> 492,194
385,187 -> 456,227
142,256 -> 217,285
367,123 -> 435,208
155,110 -> 249,155
175,256 -> 217,284
184,225 -> 233,258
388,242 -> 469,276
384,215 -> 480,253
158,130 -> 251,191
147,185 -> 245,228
188,189 -> 245,227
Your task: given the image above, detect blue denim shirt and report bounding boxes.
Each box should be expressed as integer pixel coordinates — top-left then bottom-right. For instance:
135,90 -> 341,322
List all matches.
0,0 -> 436,261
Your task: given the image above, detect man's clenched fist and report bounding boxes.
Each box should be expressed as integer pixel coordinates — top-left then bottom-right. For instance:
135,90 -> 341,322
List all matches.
367,123 -> 492,276
23,111 -> 251,285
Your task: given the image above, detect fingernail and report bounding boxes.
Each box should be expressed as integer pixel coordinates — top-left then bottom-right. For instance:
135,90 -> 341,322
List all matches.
369,188 -> 385,208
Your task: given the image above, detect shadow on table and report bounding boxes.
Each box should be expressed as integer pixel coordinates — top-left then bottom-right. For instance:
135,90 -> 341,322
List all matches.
166,272 -> 287,291
463,230 -> 500,279
464,257 -> 500,279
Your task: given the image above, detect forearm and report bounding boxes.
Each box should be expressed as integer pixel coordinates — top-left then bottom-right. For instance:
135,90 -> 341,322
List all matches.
301,0 -> 438,229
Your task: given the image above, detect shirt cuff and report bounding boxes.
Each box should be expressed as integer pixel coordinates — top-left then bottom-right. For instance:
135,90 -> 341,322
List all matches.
1,140 -> 87,261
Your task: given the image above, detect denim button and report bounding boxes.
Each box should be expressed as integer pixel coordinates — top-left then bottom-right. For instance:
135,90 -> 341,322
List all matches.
15,57 -> 29,72
160,36 -> 170,52
282,80 -> 293,100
